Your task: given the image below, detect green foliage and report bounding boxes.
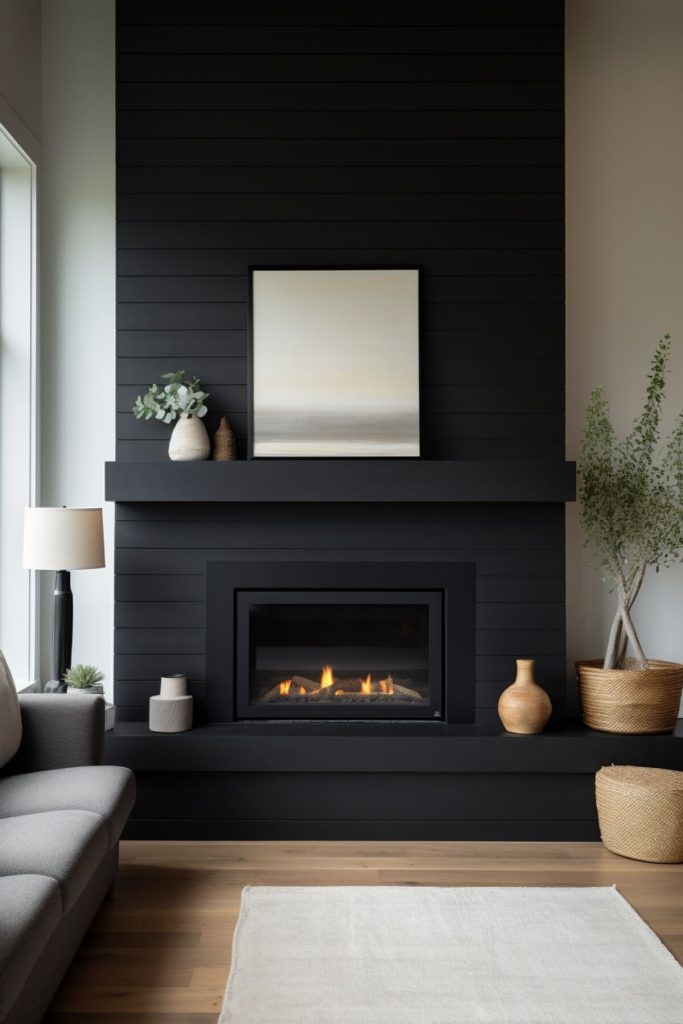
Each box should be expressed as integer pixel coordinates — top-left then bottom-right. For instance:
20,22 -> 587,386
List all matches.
64,664 -> 104,688
578,334 -> 683,593
132,370 -> 209,424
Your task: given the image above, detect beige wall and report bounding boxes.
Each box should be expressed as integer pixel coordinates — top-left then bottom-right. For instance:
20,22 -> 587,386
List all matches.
0,0 -> 41,141
566,0 -> 683,710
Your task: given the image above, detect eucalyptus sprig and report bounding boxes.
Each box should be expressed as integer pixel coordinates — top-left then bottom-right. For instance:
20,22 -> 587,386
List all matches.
133,370 -> 209,424
578,335 -> 683,669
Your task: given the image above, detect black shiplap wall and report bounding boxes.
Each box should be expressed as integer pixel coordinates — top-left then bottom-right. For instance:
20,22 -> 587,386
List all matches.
115,0 -> 566,723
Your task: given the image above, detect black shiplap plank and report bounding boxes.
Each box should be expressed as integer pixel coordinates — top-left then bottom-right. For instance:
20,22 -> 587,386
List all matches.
115,654 -> 205,679
117,80 -> 564,112
114,547 -> 565,576
117,137 -> 563,168
118,165 -> 565,195
117,193 -> 564,222
117,53 -> 562,84
115,301 -> 563,332
116,628 -> 205,655
116,603 -> 206,628
117,25 -> 562,56
117,276 -> 564,305
477,603 -> 564,629
116,574 -> 207,602
116,356 -> 247,385
117,247 -> 565,276
118,109 -> 562,140
115,518 -> 564,550
113,572 -> 567,605
475,629 -> 564,657
117,1 -> 563,28
117,219 -> 563,249
116,329 -> 246,356
128,773 -> 590,825
116,303 -> 246,331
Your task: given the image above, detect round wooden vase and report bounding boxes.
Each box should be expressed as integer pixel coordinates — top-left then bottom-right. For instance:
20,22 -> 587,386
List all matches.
168,415 -> 210,461
498,659 -> 552,734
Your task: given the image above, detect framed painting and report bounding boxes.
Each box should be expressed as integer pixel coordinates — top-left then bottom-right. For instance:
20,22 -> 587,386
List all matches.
249,268 -> 421,458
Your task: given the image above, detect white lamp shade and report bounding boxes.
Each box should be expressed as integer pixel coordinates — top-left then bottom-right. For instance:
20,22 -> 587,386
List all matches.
22,507 -> 105,570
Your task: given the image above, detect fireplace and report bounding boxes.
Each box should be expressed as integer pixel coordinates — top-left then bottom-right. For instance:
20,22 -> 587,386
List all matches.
237,591 -> 442,720
206,561 -> 475,724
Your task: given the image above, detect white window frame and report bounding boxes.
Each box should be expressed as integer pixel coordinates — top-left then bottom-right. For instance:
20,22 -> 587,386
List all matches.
0,97 -> 39,687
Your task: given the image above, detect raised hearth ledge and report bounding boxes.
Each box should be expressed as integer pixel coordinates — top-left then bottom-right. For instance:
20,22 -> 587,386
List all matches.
104,720 -> 683,774
105,460 -> 576,503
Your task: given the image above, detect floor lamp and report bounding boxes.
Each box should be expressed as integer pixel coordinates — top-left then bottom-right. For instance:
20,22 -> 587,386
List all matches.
23,507 -> 105,693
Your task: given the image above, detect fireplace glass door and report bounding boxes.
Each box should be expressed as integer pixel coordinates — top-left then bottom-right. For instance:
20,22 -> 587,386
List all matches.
235,590 -> 442,720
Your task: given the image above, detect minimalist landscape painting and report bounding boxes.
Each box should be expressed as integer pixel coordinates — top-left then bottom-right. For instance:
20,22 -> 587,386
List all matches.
251,269 -> 420,457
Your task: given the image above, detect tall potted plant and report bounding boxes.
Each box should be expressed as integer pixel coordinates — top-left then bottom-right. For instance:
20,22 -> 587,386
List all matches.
576,335 -> 683,733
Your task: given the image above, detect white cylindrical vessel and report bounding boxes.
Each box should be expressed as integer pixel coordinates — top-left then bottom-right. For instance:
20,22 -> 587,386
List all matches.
160,674 -> 187,698
149,695 -> 193,733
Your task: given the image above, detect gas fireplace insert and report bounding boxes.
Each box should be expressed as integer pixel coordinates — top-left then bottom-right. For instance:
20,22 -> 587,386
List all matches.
206,561 -> 475,724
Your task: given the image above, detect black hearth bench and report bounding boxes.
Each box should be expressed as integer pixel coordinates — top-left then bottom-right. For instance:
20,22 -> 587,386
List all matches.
105,720 -> 683,841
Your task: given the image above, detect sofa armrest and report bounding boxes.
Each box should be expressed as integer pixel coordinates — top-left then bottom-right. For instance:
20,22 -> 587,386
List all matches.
6,694 -> 105,774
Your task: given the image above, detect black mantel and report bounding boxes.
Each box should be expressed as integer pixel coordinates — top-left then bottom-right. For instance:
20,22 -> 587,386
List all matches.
105,460 -> 576,504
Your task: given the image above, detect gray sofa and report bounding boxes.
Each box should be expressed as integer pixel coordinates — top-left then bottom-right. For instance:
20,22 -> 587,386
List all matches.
0,694 -> 135,1024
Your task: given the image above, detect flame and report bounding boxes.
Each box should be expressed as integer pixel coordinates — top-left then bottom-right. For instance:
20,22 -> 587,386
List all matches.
379,676 -> 394,695
335,688 -> 345,697
279,679 -> 292,695
361,674 -> 372,695
320,665 -> 334,689
298,685 -> 306,695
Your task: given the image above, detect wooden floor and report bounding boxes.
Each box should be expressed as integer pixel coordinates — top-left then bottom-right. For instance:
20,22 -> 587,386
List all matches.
45,840 -> 683,1022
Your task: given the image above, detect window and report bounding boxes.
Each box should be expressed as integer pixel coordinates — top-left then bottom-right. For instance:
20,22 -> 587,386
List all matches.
0,120 -> 38,686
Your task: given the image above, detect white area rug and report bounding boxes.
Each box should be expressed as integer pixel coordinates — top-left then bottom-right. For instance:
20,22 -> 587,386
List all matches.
219,886 -> 683,1024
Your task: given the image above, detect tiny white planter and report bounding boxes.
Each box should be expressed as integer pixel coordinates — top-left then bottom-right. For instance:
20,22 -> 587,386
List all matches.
169,415 -> 211,461
66,684 -> 104,697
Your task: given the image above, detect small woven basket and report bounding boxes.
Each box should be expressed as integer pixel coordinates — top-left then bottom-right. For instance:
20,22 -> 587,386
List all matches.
596,765 -> 683,863
577,659 -> 683,734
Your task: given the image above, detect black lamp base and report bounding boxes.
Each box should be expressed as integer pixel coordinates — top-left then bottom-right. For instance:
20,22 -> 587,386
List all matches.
48,569 -> 73,694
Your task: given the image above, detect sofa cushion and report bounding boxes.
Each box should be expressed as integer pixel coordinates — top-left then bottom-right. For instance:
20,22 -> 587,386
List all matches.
0,873 -> 62,1021
0,651 -> 22,769
0,809 -> 108,912
0,765 -> 136,848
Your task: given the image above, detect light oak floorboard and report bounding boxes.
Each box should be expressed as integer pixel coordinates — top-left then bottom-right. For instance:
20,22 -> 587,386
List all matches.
45,840 -> 683,1022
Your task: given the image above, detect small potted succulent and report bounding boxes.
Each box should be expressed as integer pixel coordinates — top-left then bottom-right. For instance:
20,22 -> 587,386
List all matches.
133,370 -> 210,461
576,335 -> 683,733
64,664 -> 105,696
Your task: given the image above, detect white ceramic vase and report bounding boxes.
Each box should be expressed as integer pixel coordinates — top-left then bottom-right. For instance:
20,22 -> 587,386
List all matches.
169,415 -> 210,461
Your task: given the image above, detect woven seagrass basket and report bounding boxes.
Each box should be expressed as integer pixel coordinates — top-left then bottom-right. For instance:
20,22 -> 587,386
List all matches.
596,765 -> 683,863
576,660 -> 683,734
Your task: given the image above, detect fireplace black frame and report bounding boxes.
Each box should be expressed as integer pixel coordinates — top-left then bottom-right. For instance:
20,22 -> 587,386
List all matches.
206,561 -> 475,725
235,589 -> 443,721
